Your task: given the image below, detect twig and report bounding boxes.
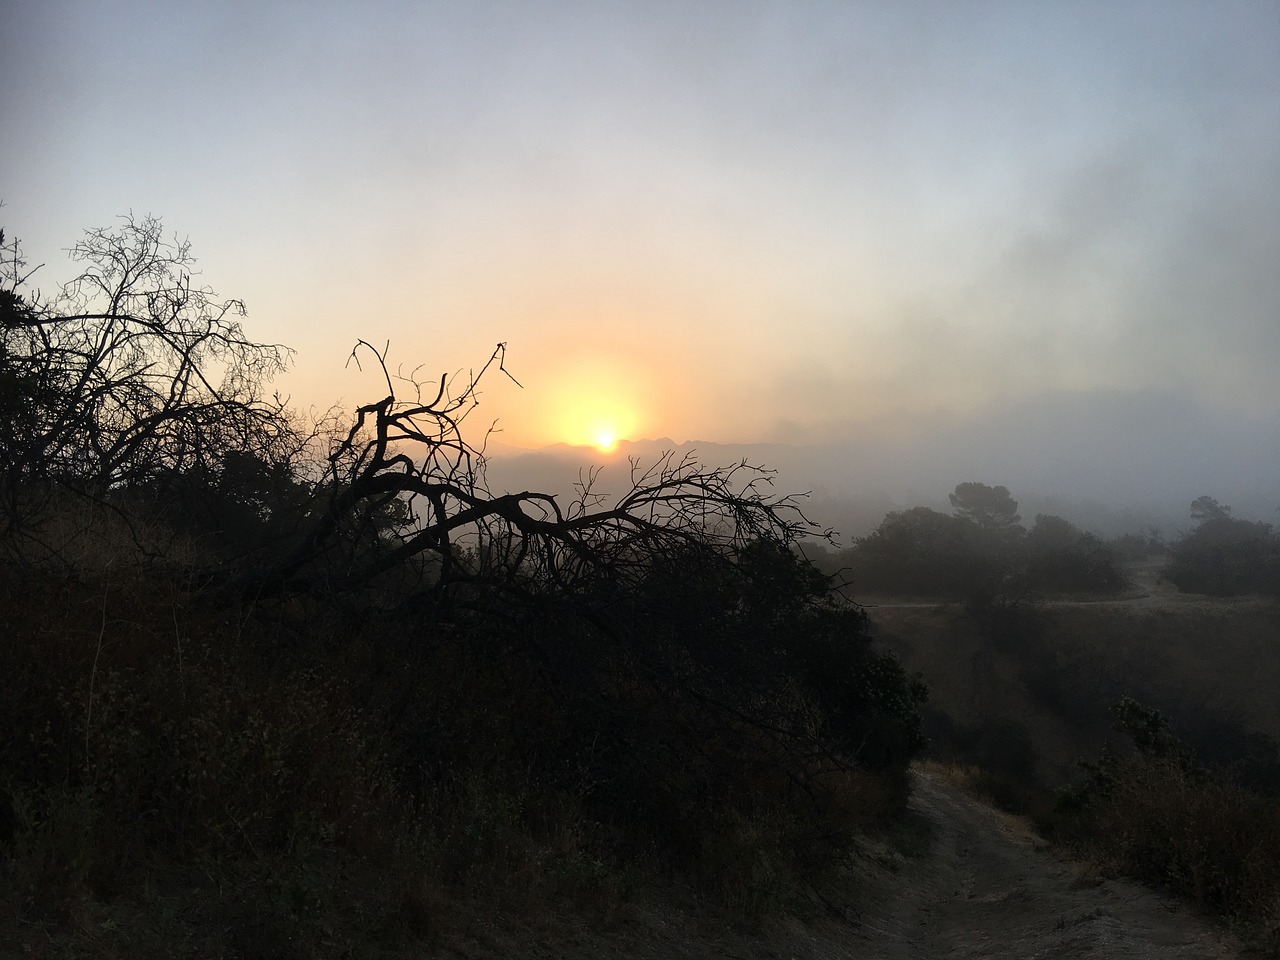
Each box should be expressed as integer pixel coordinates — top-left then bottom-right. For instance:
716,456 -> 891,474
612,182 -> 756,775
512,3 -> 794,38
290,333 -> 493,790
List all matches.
85,564 -> 111,766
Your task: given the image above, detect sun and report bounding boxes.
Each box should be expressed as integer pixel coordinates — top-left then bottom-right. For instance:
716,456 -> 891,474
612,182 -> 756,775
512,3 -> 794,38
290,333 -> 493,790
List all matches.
592,428 -> 618,453
563,407 -> 635,454
538,355 -> 645,452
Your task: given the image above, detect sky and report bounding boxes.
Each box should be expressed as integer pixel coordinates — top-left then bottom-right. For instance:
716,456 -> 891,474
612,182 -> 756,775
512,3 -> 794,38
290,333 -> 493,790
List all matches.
3,1 -> 1279,519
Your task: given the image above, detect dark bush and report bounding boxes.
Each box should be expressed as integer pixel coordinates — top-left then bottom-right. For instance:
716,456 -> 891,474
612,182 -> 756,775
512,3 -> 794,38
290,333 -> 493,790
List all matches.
1057,699 -> 1280,945
924,712 -> 1044,813
506,538 -> 928,842
1025,514 -> 1126,593
841,507 -> 993,597
842,502 -> 1125,600
1164,516 -> 1280,596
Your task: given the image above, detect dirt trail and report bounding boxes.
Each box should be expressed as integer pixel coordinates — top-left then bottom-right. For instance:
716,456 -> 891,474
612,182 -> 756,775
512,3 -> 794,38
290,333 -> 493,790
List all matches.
433,769 -> 1240,959
841,769 -> 1239,960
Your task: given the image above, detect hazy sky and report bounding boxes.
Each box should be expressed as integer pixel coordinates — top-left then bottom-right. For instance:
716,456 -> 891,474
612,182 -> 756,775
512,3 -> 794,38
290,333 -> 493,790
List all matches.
3,1 -> 1278,510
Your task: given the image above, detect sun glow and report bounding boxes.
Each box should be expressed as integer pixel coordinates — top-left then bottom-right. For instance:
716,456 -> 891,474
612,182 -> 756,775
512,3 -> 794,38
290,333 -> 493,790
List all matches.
567,406 -> 633,453
516,352 -> 655,452
553,387 -> 639,453
592,428 -> 618,453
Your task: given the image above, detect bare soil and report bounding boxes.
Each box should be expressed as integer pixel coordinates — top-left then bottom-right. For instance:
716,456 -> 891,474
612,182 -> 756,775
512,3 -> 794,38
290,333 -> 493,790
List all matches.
839,769 -> 1240,959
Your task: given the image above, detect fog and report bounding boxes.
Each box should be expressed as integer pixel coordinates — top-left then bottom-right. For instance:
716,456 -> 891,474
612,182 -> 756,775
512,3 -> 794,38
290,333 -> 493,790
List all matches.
487,383 -> 1280,542
3,2 -> 1278,528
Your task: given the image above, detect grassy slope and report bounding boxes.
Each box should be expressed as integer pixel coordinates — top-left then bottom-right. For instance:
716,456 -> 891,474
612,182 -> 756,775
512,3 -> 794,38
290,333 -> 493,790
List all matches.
0,543 -> 920,958
864,564 -> 1280,950
864,563 -> 1280,786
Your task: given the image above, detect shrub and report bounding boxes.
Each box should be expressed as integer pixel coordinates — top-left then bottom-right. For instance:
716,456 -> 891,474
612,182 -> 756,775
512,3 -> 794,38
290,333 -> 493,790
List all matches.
1107,530 -> 1166,561
1025,514 -> 1126,593
1164,517 -> 1280,596
0,564 -> 407,918
922,713 -> 1045,814
1057,698 -> 1280,948
842,507 -> 992,596
501,537 -> 928,859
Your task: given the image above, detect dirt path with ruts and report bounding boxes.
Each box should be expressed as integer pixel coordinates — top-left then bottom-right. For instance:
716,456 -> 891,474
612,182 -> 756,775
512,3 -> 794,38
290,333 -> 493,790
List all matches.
839,769 -> 1238,959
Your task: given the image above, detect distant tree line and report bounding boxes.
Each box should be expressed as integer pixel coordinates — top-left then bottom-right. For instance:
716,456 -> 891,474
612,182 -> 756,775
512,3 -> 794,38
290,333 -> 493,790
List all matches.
1164,495 -> 1280,596
813,484 -> 1278,601
818,481 -> 1126,600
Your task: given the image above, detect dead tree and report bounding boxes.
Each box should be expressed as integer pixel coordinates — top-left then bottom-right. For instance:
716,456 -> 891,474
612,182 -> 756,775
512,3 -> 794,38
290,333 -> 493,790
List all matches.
270,338 -> 825,603
258,342 -> 925,826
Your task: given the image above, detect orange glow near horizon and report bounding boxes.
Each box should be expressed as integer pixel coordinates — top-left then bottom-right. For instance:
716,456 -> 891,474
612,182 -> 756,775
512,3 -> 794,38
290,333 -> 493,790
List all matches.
534,354 -> 646,451
559,402 -> 636,451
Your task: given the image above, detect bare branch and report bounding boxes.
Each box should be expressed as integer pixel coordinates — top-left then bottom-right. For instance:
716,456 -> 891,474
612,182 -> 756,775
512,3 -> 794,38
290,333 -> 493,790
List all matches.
266,341 -> 824,604
1,215 -> 296,551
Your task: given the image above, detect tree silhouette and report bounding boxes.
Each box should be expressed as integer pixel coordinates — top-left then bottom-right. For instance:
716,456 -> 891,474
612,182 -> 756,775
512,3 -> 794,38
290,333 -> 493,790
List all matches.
267,339 -> 823,600
949,481 -> 1022,534
0,216 -> 295,542
1189,495 -> 1231,524
844,506 -> 983,596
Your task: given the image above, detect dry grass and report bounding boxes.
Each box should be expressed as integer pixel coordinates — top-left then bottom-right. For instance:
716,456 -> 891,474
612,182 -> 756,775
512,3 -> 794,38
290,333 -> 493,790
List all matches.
1058,753 -> 1280,952
869,573 -> 1280,954
913,760 -> 1049,848
0,560 -> 616,954
0,542 -> 918,955
868,581 -> 1280,782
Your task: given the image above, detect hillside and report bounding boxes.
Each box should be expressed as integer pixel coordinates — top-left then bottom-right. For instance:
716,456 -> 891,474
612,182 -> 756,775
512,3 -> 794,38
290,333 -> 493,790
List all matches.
864,561 -> 1280,785
2,767 -> 1241,959
410,768 -> 1240,959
